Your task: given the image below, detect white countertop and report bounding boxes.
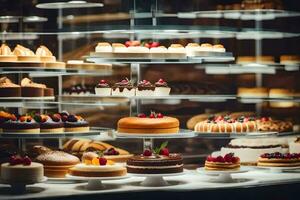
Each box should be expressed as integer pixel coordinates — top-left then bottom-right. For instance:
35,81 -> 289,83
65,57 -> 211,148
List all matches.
1,169 -> 300,200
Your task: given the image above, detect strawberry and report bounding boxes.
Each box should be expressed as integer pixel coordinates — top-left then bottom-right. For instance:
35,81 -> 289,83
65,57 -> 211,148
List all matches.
231,157 -> 240,164
125,41 -> 131,47
206,155 -> 214,162
99,157 -> 107,166
138,113 -> 147,118
224,154 -> 233,163
158,78 -> 165,83
100,79 -> 106,84
23,156 -> 32,165
216,156 -> 225,163
144,43 -> 151,48
143,149 -> 152,156
157,113 -> 163,118
159,148 -> 169,156
150,42 -> 160,48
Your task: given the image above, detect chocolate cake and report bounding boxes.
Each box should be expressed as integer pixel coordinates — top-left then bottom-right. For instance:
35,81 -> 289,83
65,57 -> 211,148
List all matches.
34,114 -> 64,133
0,77 -> 21,97
2,115 -> 40,133
60,112 -> 89,132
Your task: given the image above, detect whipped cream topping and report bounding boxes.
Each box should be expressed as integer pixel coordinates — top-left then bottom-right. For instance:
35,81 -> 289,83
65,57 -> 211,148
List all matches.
36,45 -> 53,56
0,77 -> 20,88
21,78 -> 46,88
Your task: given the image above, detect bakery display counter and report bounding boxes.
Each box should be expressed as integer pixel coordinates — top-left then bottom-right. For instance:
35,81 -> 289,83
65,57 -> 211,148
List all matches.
1,170 -> 300,200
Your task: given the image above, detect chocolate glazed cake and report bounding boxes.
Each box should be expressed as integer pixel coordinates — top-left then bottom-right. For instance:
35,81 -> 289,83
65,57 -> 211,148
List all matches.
126,154 -> 183,174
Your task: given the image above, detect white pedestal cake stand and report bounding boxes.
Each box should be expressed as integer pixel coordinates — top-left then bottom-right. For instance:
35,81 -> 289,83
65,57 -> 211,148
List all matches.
128,172 -> 185,187
66,175 -> 129,190
197,167 -> 249,183
0,176 -> 47,193
256,166 -> 300,173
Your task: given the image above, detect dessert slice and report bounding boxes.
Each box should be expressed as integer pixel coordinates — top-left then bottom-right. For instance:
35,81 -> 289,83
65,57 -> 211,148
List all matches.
258,152 -> 300,167
35,45 -> 56,62
111,78 -> 135,97
13,44 -> 40,62
205,153 -> 240,171
2,115 -> 40,133
112,43 -> 128,53
0,44 -> 17,62
95,79 -> 111,96
136,80 -> 155,96
154,78 -> 171,96
0,77 -> 21,97
34,114 -> 64,133
60,112 -> 89,132
95,42 -> 113,53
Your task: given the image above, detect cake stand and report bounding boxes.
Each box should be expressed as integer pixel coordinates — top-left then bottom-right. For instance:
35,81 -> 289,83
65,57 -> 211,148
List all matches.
66,174 -> 130,190
128,172 -> 185,187
256,166 -> 300,173
196,167 -> 249,183
0,176 -> 47,193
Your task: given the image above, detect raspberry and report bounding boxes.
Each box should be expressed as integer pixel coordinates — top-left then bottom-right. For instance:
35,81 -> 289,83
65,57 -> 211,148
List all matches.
216,156 -> 225,163
206,155 -> 214,162
99,157 -> 107,166
143,149 -> 152,156
23,156 -> 32,165
158,78 -> 164,83
231,157 -> 240,164
100,80 -> 106,84
149,113 -> 155,118
159,148 -> 169,156
157,113 -> 163,118
138,113 -> 146,118
224,154 -> 233,163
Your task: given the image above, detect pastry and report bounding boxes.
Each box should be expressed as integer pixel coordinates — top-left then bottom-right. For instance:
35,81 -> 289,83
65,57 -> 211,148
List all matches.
194,115 -> 257,133
237,87 -> 269,98
185,43 -> 201,56
36,151 -> 80,178
199,43 -> 213,51
150,46 -> 168,58
95,79 -> 111,96
205,153 -> 240,171
212,44 -> 226,52
0,77 -> 21,97
237,56 -> 275,64
111,78 -> 135,97
64,83 -> 94,96
269,88 -> 293,98
69,156 -> 126,177
187,113 -> 211,130
136,80 -> 155,96
21,78 -> 45,97
280,55 -> 300,65
1,155 -> 44,183
34,114 -> 64,133
127,143 -> 183,174
118,112 -> 180,134
220,138 -> 288,165
154,78 -> 171,96
112,43 -> 128,53
289,138 -> 300,154
95,42 -> 113,53
258,152 -> 300,167
2,115 -> 40,133
60,112 -> 89,132
13,44 -> 40,62
35,45 -> 56,62
256,117 -> 293,132
167,44 -> 186,53
0,111 -> 17,132
0,44 -> 17,62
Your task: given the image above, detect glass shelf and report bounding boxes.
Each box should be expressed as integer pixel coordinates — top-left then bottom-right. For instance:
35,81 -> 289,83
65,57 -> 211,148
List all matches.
177,9 -> 300,21
0,16 -> 47,23
36,1 -> 104,9
115,129 -> 195,139
238,97 -> 300,104
0,127 -> 114,140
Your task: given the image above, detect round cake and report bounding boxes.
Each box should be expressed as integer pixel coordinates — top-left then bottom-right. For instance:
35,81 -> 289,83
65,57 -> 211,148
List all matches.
1,156 -> 44,183
237,87 -> 269,98
60,112 -> 89,132
258,152 -> 300,167
289,138 -> 300,154
205,153 -> 240,171
36,151 -> 80,178
34,114 -> 64,133
118,113 -> 179,134
2,115 -> 40,133
69,163 -> 126,177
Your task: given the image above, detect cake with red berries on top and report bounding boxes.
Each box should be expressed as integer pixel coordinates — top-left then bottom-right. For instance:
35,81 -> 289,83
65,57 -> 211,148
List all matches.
154,78 -> 171,96
205,153 -> 240,171
126,142 -> 183,174
2,115 -> 40,133
69,155 -> 127,177
111,78 -> 135,97
95,79 -> 111,96
82,150 -> 133,164
1,155 -> 44,183
258,152 -> 300,167
117,112 -> 179,134
34,113 -> 64,133
59,111 -> 89,132
136,80 -> 155,96
194,115 -> 257,133
256,117 -> 293,133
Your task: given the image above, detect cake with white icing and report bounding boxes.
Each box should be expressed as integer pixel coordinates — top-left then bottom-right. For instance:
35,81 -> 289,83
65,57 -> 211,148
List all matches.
289,137 -> 300,153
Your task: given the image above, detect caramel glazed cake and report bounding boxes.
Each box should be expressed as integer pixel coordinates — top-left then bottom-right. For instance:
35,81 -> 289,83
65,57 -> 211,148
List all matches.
126,154 -> 183,174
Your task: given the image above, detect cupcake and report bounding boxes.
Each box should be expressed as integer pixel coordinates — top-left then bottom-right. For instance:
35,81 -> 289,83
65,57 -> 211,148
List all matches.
111,78 -> 135,97
95,80 -> 111,96
136,80 -> 155,96
154,79 -> 171,96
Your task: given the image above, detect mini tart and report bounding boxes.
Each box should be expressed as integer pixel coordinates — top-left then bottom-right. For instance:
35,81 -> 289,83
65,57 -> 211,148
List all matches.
204,161 -> 240,171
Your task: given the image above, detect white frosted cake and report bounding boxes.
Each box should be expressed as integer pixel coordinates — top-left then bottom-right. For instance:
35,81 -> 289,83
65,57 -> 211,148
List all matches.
220,138 -> 289,165
289,138 -> 300,153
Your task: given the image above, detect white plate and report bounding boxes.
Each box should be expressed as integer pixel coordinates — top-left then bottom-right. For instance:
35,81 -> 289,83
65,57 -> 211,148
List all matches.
128,171 -> 186,177
116,129 -> 195,138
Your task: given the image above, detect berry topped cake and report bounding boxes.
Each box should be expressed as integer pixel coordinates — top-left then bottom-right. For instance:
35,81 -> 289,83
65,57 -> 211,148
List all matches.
205,153 -> 240,171
136,80 -> 155,96
0,111 -> 17,132
60,111 -> 89,132
154,78 -> 171,96
95,79 -> 111,96
34,113 -> 64,133
2,115 -> 40,133
258,152 -> 300,167
111,78 -> 135,97
194,115 -> 257,133
82,149 -> 133,163
118,112 -> 179,134
126,142 -> 183,174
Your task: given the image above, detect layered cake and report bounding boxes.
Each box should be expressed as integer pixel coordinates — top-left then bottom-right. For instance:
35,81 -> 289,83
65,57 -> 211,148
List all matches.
111,78 -> 135,97
0,44 -> 17,62
1,155 -> 44,183
0,77 -> 21,97
34,114 -> 64,133
136,80 -> 155,96
154,79 -> 171,96
36,151 -> 80,178
258,152 -> 300,167
21,78 -> 45,97
205,153 -> 240,171
82,150 -> 133,164
13,44 -> 40,62
289,138 -> 300,154
69,156 -> 127,177
220,138 -> 288,165
60,112 -> 89,132
280,55 -> 300,65
118,112 -> 180,134
256,117 -> 293,132
194,115 -> 257,133
95,80 -> 111,96
237,87 -> 269,98
2,115 -> 40,133
35,45 -> 56,62
127,144 -> 183,174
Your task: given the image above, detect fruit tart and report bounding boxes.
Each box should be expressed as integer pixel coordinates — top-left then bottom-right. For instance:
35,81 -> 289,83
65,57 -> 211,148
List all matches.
34,113 -> 64,133
258,152 -> 300,167
2,115 -> 40,133
205,153 -> 240,171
